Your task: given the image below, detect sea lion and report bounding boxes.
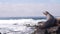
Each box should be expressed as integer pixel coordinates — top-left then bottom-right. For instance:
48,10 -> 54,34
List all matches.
37,11 -> 57,29
42,11 -> 60,34
32,11 -> 56,34
38,11 -> 60,34
32,11 -> 60,34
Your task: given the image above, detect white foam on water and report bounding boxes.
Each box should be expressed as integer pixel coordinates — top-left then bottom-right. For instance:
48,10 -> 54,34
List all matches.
0,19 -> 46,34
0,19 -> 46,25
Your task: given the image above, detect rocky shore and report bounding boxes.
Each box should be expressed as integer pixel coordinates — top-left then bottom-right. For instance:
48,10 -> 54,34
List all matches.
32,11 -> 60,34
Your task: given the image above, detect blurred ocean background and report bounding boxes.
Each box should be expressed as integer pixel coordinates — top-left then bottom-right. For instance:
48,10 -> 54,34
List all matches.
0,17 -> 47,34
0,0 -> 59,34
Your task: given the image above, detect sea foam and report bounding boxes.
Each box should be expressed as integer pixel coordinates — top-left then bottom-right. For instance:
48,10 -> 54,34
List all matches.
0,19 -> 46,34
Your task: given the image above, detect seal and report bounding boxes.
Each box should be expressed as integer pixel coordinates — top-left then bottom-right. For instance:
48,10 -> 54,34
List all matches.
32,11 -> 60,34
37,11 -> 56,29
42,11 -> 60,34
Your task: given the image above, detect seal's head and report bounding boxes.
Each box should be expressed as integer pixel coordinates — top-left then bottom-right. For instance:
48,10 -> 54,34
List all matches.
43,11 -> 49,16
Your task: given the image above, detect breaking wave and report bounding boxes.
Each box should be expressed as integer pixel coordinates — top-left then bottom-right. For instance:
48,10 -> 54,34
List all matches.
0,19 -> 46,34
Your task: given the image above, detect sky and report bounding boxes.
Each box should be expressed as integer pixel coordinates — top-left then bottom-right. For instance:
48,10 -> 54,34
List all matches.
0,0 -> 60,17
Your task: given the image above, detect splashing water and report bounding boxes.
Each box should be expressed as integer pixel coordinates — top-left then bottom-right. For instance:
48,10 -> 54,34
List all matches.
0,19 -> 46,34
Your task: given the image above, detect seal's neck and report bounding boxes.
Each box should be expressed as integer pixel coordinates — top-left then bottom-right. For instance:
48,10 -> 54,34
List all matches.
46,13 -> 54,20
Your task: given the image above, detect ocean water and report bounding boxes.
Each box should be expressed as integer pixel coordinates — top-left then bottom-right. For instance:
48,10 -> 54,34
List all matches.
0,17 -> 46,34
